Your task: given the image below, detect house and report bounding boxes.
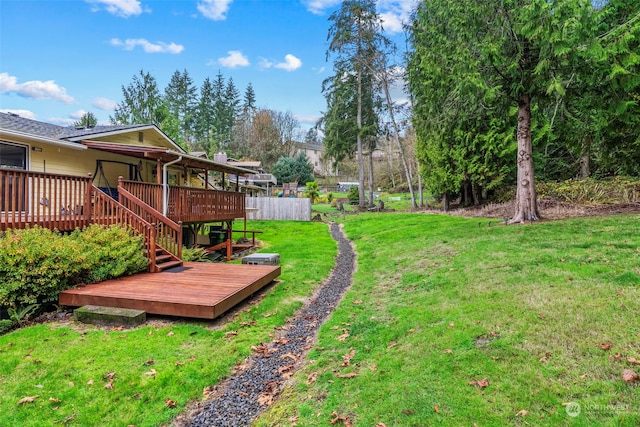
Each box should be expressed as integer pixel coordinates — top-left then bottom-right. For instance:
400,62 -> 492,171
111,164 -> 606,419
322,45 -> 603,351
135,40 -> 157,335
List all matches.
294,140 -> 334,177
213,152 -> 277,195
0,112 -> 258,270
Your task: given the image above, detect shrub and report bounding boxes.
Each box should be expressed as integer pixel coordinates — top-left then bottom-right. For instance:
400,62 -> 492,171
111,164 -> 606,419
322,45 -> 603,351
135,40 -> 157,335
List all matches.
70,224 -> 148,283
0,225 -> 148,310
182,246 -> 211,262
347,185 -> 360,204
0,227 -> 83,308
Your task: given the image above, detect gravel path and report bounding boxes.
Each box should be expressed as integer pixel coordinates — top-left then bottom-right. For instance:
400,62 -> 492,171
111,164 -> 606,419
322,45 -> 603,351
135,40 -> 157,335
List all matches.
178,222 -> 355,427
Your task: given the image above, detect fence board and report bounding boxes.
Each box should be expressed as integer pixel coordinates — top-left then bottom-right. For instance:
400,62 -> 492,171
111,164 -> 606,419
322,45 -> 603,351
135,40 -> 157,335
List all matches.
245,197 -> 311,221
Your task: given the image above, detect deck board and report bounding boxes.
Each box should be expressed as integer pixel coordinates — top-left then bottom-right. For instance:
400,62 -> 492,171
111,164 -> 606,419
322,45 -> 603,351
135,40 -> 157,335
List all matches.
59,262 -> 281,319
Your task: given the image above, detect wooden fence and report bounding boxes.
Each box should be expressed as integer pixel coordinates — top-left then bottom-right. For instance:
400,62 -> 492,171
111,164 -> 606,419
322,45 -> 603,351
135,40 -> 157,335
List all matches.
245,197 -> 311,221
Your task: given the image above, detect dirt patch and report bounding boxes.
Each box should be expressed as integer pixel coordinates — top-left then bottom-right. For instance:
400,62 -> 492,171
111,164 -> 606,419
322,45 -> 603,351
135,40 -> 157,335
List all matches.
428,200 -> 639,221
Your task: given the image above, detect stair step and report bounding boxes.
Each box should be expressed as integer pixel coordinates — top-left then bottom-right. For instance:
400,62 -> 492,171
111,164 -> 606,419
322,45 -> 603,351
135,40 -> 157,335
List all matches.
156,254 -> 173,263
156,260 -> 183,271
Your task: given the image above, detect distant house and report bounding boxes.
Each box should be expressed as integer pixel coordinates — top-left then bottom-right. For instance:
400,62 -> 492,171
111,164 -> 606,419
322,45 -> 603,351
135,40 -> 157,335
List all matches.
294,141 -> 334,177
0,112 -> 257,269
214,152 -> 277,195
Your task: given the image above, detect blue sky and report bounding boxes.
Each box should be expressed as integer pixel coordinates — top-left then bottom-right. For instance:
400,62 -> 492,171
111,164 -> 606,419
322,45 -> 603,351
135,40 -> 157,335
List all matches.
0,0 -> 416,131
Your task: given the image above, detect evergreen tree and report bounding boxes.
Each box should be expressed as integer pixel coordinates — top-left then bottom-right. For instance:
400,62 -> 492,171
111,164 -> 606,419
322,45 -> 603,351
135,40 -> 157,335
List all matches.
324,0 -> 386,208
164,69 -> 198,149
73,112 -> 98,128
110,69 -> 166,126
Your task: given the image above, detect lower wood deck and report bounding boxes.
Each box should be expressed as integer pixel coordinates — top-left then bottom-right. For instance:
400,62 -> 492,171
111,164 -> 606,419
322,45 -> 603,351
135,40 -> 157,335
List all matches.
59,262 -> 281,319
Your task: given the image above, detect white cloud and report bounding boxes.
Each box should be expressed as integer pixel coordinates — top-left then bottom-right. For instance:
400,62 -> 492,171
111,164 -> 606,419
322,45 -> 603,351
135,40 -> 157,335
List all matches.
0,109 -> 37,119
379,12 -> 403,34
275,54 -> 303,72
110,38 -> 184,54
258,57 -> 274,70
303,0 -> 340,15
217,50 -> 250,68
93,97 -> 118,110
70,110 -> 88,120
377,0 -> 419,34
197,0 -> 232,21
86,0 -> 144,17
295,113 -> 322,125
0,72 -> 75,104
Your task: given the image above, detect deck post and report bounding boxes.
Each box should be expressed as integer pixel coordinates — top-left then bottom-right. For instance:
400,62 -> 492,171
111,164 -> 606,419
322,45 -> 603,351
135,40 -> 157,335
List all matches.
85,173 -> 93,224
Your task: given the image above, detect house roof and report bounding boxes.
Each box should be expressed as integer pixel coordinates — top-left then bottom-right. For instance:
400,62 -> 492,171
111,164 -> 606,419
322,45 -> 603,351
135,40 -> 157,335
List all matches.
0,112 -> 254,176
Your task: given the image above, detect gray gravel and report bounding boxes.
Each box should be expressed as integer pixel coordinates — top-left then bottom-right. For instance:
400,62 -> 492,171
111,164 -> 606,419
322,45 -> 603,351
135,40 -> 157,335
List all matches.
180,222 -> 355,427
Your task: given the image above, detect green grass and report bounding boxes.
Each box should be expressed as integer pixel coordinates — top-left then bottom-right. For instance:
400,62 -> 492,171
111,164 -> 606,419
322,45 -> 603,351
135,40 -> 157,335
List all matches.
256,213 -> 640,426
0,220 -> 336,427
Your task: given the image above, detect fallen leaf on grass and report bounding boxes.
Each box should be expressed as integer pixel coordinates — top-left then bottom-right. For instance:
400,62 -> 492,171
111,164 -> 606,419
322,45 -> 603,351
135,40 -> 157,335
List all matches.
49,397 -> 61,403
342,348 -> 356,367
434,404 -> 440,414
515,409 -> 529,417
306,372 -> 318,385
352,299 -> 363,305
375,424 -> 387,427
224,331 -> 238,339
335,372 -> 358,379
610,353 -> 623,361
87,379 -> 94,385
627,357 -> 640,365
443,349 -> 453,354
622,369 -> 639,383
257,392 -> 274,406
337,329 -> 350,341
386,341 -> 398,350
144,359 -> 154,366
104,381 -> 114,390
144,369 -> 157,377
111,326 -> 124,331
330,411 -> 353,426
17,395 -> 39,405
469,378 -> 489,388
203,386 -> 214,397
401,409 -> 414,415
165,398 -> 176,408
600,343 -> 613,350
68,381 -> 75,387
166,331 -> 174,337
175,361 -> 185,366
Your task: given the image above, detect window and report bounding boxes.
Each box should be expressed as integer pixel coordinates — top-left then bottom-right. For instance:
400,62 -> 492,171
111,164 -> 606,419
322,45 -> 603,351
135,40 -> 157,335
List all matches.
0,141 -> 27,169
0,141 -> 28,212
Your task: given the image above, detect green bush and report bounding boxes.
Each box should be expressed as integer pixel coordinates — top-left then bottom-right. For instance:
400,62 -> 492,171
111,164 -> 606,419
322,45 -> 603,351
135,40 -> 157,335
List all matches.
181,246 -> 211,262
347,185 -> 360,204
70,224 -> 148,283
0,225 -> 148,310
0,227 -> 83,308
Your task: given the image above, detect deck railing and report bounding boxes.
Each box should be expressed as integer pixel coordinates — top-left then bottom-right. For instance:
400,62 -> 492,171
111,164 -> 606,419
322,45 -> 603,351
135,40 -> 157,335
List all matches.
92,186 -> 157,268
117,184 -> 182,261
120,179 -> 245,223
0,168 -> 92,231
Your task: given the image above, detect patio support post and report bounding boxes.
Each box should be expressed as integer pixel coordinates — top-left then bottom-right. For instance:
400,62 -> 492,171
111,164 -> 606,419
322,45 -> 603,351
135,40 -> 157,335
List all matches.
163,156 -> 182,216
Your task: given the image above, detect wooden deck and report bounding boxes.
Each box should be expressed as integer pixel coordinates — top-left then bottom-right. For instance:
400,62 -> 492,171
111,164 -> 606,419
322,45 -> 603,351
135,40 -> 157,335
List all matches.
59,262 -> 281,319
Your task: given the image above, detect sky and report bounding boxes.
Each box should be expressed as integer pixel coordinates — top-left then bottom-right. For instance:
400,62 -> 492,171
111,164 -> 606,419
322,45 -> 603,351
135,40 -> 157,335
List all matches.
0,0 -> 417,132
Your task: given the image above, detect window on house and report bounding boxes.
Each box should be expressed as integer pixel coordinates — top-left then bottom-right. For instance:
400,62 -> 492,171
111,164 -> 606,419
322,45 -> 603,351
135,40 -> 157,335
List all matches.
0,141 -> 27,169
0,141 -> 28,212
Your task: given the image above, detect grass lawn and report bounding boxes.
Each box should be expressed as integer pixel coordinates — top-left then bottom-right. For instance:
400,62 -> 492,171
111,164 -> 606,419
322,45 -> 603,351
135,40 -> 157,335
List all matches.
256,212 -> 640,426
0,221 -> 336,427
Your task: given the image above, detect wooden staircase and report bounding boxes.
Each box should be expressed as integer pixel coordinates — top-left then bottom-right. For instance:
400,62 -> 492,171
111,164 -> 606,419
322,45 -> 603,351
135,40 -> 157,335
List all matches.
154,246 -> 183,272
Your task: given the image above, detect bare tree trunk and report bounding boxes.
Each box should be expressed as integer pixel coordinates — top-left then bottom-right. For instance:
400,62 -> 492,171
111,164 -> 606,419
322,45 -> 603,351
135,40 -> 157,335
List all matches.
417,161 -> 424,207
386,136 -> 396,188
368,152 -> 374,207
357,69 -> 366,209
511,92 -> 540,223
381,72 -> 416,208
580,137 -> 591,179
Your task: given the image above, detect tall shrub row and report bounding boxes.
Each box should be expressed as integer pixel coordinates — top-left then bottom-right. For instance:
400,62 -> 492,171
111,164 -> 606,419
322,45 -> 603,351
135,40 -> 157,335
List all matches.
0,225 -> 148,310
